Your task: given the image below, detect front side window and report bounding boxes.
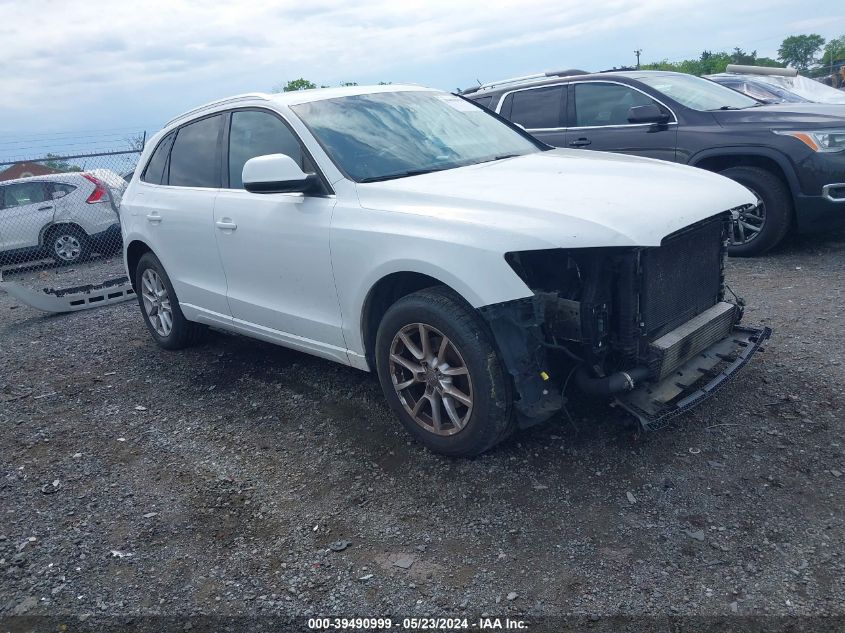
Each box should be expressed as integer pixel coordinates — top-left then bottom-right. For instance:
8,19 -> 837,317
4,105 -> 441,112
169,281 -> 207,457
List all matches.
637,73 -> 759,111
509,86 -> 565,129
228,110 -> 309,189
3,182 -> 48,208
168,115 -> 223,188
141,132 -> 175,185
574,83 -> 662,127
290,90 -> 542,182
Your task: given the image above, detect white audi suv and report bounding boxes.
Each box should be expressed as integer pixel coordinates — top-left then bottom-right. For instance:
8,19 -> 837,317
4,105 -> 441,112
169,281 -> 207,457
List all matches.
120,85 -> 769,456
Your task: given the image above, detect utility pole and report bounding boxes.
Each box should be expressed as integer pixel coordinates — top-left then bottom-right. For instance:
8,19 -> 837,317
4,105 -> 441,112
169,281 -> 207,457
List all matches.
634,49 -> 642,69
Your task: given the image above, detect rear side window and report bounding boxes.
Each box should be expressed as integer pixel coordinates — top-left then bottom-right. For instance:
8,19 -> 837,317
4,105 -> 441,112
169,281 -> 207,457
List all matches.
168,115 -> 223,188
228,110 -> 308,189
141,132 -> 175,185
3,182 -> 48,208
508,86 -> 565,129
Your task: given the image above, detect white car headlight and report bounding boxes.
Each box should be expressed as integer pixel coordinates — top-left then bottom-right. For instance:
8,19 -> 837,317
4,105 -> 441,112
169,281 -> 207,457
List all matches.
775,129 -> 845,153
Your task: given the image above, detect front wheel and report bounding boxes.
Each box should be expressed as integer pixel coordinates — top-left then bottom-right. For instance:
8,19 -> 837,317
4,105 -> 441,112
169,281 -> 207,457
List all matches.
719,166 -> 793,257
375,287 -> 514,457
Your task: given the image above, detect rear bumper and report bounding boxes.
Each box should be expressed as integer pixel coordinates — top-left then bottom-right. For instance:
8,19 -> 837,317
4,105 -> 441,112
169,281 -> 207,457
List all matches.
614,325 -> 771,430
90,222 -> 122,249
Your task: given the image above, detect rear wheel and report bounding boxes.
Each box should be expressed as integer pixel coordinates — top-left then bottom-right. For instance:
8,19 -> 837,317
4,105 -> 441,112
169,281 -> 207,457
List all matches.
718,166 -> 793,256
375,286 -> 514,457
48,225 -> 90,265
135,252 -> 206,350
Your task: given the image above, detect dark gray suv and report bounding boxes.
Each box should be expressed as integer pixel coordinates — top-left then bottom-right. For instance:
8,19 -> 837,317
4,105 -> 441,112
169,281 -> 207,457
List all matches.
462,70 -> 845,256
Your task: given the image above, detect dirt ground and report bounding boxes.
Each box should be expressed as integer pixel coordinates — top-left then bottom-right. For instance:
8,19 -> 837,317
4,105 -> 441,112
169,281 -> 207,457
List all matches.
1,231 -> 843,629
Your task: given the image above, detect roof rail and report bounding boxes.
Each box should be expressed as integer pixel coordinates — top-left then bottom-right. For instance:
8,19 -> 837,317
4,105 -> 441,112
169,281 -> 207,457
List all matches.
464,69 -> 589,94
164,93 -> 271,127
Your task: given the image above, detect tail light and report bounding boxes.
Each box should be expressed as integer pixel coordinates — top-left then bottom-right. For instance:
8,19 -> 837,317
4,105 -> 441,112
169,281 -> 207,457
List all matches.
82,173 -> 110,204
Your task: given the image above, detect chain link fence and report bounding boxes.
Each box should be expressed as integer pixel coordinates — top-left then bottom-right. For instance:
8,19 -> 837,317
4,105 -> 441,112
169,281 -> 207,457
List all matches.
0,148 -> 142,311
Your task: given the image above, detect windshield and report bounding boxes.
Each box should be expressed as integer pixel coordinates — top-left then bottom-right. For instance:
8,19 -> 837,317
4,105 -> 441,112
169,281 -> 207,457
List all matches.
747,81 -> 809,103
290,91 -> 542,182
637,74 -> 760,111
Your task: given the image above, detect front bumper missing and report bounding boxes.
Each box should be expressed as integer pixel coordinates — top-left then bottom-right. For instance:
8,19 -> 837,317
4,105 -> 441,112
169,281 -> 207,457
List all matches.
0,276 -> 135,313
614,325 -> 772,431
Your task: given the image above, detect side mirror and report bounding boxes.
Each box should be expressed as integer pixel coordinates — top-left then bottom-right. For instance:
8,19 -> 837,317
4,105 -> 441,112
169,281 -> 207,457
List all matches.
242,154 -> 317,194
627,104 -> 670,124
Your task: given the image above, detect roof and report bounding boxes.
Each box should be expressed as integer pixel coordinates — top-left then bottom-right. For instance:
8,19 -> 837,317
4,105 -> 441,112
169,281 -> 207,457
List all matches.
0,171 -> 93,185
165,84 -> 434,127
464,70 -> 684,97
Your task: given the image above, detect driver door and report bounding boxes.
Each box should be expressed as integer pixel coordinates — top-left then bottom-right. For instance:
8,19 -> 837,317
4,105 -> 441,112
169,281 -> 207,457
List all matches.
565,81 -> 678,162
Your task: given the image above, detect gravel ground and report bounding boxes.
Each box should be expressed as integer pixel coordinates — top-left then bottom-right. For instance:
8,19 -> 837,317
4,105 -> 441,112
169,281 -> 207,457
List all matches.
1,231 -> 843,629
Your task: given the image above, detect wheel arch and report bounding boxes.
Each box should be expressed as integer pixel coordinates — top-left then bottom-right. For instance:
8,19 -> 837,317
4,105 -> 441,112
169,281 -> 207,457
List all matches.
125,239 -> 154,291
689,148 -> 799,202
39,222 -> 88,247
360,271 -> 467,369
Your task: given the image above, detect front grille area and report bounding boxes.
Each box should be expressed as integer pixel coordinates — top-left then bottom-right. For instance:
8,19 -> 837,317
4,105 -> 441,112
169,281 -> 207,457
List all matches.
639,216 -> 724,340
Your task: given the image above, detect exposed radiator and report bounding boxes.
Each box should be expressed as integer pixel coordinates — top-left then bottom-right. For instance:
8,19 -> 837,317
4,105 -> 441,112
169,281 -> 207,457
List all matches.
639,217 -> 724,340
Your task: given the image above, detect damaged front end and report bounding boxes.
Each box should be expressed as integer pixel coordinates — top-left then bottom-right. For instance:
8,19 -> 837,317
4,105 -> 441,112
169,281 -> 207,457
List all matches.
479,213 -> 771,430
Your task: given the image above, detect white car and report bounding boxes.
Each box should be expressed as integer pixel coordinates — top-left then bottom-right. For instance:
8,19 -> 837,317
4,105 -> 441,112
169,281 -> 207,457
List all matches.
121,85 -> 770,456
0,171 -> 124,265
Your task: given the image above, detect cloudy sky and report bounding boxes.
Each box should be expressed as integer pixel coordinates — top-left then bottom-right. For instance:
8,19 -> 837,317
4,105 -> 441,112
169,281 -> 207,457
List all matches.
0,0 -> 841,159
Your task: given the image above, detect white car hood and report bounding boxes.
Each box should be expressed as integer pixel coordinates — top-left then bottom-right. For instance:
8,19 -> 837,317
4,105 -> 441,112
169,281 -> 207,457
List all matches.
355,149 -> 755,248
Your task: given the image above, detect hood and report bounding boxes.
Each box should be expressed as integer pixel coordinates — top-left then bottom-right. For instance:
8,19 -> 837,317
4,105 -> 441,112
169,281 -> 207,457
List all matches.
355,149 -> 755,248
712,103 -> 845,128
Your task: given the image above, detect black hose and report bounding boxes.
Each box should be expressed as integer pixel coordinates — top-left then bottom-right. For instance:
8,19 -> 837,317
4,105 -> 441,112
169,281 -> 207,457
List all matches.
575,366 -> 651,396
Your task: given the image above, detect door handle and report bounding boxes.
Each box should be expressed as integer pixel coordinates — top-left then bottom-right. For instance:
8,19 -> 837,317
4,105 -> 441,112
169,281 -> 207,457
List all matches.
215,220 -> 237,231
146,213 -> 162,224
569,138 -> 592,147
38,205 -> 53,211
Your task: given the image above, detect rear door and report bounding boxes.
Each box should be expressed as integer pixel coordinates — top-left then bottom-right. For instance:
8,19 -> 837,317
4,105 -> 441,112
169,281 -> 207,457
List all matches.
497,84 -> 567,147
565,81 -> 677,162
0,181 -> 53,251
132,115 -> 232,320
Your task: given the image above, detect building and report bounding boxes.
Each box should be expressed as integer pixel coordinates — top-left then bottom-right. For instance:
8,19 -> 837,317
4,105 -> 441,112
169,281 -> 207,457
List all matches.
0,161 -> 63,182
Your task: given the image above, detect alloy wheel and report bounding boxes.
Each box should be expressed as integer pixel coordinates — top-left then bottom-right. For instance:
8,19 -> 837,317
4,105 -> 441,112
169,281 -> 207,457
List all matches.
140,268 -> 173,337
730,196 -> 766,246
53,234 -> 82,262
388,323 -> 473,436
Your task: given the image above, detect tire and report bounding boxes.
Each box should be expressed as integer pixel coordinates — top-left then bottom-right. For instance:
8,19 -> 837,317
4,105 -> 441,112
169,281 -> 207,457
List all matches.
47,225 -> 91,265
375,286 -> 515,457
718,166 -> 793,257
135,252 -> 206,350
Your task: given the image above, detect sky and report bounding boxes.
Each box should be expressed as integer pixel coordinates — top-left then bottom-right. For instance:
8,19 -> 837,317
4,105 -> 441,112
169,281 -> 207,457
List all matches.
0,0 -> 842,161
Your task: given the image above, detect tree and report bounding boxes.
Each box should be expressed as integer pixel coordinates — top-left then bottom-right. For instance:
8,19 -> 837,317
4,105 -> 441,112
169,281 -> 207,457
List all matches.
43,154 -> 82,172
125,133 -> 146,152
272,78 -> 317,93
778,34 -> 825,70
821,35 -> 845,65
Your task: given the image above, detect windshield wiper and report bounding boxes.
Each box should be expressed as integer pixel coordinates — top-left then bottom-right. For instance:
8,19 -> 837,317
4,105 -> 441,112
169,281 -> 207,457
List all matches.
359,167 -> 445,183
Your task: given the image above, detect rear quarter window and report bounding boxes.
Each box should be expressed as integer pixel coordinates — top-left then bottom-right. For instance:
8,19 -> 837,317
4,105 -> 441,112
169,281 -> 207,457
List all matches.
141,132 -> 176,185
